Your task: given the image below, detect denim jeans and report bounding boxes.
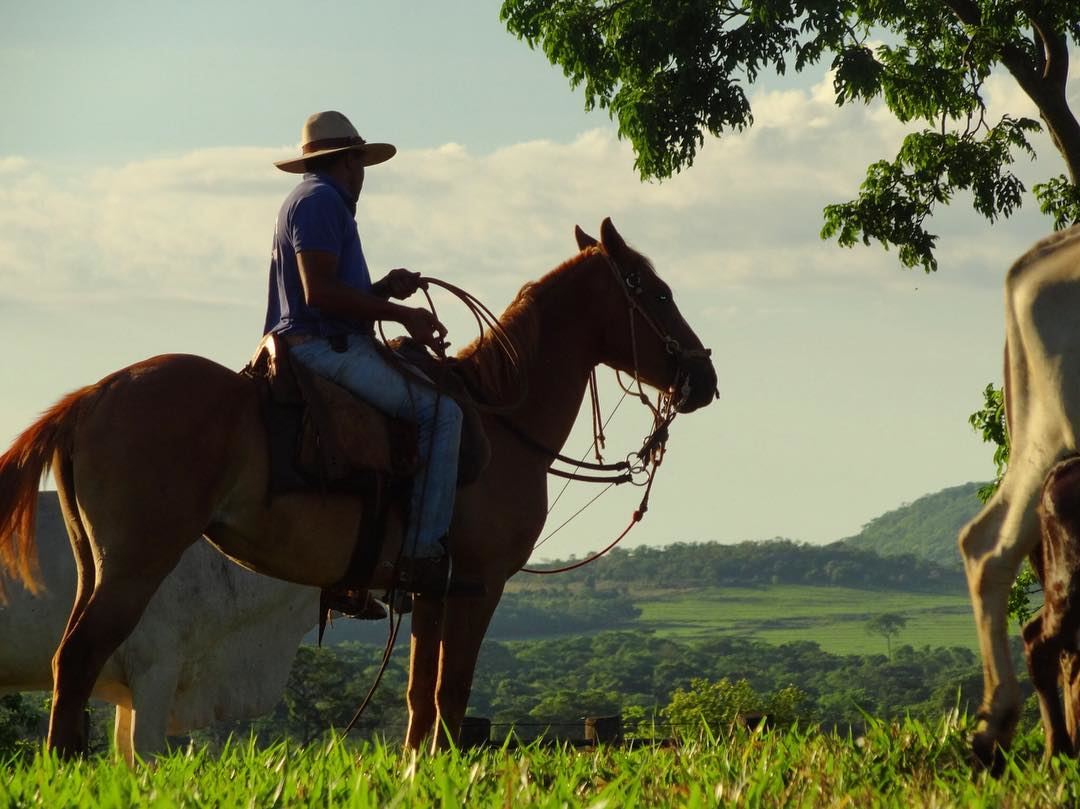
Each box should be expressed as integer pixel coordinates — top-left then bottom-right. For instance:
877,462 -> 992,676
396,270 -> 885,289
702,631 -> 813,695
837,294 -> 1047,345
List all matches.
289,334 -> 462,558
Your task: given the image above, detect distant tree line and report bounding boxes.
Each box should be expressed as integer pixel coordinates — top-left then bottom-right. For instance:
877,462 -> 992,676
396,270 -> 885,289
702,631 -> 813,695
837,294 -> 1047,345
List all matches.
488,587 -> 641,637
252,632 -> 1023,744
0,631 -> 1032,755
469,632 -> 1003,735
522,540 -> 965,593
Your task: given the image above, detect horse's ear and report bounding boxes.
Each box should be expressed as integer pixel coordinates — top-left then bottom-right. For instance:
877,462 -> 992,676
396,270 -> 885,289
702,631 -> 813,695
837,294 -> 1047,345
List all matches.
599,217 -> 626,255
575,225 -> 598,250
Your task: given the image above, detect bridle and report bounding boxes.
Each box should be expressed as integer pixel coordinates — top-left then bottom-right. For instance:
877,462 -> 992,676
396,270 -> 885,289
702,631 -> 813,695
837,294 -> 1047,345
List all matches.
390,249 -> 716,571
516,245 -> 716,575
488,245 -> 714,483
596,246 -> 715,412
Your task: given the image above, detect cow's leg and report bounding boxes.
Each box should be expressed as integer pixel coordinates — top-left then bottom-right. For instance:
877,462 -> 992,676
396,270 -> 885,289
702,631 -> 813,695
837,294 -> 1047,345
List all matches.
1065,654 -> 1080,751
960,479 -> 1042,770
431,585 -> 503,752
1022,616 -> 1071,757
405,595 -> 443,750
128,664 -> 179,763
1038,456 -> 1080,757
113,706 -> 135,767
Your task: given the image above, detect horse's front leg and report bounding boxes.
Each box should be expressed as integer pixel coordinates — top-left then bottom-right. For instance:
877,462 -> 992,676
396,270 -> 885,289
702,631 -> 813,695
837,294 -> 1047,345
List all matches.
431,584 -> 504,751
405,595 -> 444,750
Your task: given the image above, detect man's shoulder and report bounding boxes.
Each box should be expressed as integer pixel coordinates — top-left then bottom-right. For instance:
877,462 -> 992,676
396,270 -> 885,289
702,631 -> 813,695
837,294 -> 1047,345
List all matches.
285,176 -> 346,215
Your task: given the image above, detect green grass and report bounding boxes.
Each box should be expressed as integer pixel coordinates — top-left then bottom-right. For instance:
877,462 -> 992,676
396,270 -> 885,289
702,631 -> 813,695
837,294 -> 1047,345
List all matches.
2,718 -> 1078,808
634,585 -> 999,654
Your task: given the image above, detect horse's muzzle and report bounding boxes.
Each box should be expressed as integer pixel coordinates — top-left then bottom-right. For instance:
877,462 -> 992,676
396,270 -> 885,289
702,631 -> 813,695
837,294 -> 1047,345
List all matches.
674,355 -> 718,413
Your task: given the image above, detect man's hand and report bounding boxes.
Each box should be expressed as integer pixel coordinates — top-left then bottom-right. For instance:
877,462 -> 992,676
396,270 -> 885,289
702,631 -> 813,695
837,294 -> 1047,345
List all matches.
376,268 -> 424,300
400,307 -> 449,355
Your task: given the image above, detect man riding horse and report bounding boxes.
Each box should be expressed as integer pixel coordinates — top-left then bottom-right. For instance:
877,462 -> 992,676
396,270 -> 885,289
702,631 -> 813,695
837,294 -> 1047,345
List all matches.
0,125 -> 717,755
266,111 -> 460,597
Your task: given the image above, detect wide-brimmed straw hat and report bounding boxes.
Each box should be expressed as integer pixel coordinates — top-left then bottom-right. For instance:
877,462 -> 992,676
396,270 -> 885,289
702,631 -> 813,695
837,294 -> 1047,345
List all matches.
274,111 -> 396,173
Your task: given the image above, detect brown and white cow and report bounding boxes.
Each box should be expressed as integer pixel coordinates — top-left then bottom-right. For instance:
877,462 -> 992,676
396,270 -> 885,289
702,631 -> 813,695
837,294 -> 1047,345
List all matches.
960,223 -> 1080,769
1022,455 -> 1080,758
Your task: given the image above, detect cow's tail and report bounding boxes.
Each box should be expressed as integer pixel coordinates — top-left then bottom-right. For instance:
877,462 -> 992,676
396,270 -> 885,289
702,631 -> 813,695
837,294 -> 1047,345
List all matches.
0,383 -> 101,601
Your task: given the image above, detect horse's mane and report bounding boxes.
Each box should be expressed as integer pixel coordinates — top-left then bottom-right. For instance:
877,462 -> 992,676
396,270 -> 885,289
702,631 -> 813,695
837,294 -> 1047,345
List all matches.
454,248 -> 597,406
454,240 -> 658,406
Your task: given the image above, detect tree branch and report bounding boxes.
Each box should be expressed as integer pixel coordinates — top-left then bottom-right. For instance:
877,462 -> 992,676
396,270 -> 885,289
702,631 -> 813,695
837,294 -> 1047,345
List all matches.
1027,9 -> 1071,86
1014,5 -> 1080,183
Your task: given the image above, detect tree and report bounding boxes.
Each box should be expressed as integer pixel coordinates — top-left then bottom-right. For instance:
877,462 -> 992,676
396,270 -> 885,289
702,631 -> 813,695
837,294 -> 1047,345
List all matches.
969,384 -> 1009,504
865,612 -> 908,658
0,694 -> 41,756
500,1 -> 1080,271
663,677 -> 808,734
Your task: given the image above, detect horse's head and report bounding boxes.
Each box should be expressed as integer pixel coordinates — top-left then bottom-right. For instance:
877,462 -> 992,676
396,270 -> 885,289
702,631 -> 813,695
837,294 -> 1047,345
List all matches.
576,218 -> 718,414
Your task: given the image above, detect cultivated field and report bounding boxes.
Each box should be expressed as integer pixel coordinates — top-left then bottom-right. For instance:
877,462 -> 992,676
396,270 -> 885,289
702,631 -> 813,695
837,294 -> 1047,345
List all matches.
635,585 -> 991,654
3,717 -> 1077,808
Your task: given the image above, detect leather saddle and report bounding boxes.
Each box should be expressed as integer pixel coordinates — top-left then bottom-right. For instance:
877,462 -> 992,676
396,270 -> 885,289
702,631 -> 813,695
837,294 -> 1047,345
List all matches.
242,333 -> 492,637
243,333 -> 490,495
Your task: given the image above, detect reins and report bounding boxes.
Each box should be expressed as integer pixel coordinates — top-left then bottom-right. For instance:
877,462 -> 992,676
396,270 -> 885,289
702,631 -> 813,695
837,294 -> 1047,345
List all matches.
408,247 -> 703,576
418,277 -> 527,414
519,245 -> 695,574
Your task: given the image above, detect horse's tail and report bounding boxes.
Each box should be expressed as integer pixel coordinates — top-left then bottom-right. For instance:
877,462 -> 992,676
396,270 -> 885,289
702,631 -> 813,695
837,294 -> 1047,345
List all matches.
0,383 -> 101,601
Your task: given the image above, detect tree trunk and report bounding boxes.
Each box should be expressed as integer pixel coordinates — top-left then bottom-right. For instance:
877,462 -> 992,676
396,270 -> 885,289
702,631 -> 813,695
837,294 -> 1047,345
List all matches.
1002,18 -> 1080,184
1038,94 -> 1080,186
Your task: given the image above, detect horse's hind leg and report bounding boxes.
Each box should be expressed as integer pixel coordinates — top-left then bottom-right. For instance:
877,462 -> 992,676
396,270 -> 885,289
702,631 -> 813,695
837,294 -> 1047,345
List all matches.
49,575 -> 169,757
54,454 -> 95,646
48,531 -> 189,758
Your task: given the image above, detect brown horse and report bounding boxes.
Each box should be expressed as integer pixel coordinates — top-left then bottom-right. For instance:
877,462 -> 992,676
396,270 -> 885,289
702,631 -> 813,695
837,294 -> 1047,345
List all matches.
0,218 -> 717,757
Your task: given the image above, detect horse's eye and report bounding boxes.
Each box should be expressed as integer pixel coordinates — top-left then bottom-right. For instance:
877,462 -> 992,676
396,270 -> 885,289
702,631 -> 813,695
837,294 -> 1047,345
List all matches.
657,294 -> 669,303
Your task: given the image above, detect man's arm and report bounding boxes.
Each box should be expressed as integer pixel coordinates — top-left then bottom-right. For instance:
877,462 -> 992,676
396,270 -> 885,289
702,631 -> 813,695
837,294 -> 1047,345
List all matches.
371,268 -> 423,300
297,251 -> 446,351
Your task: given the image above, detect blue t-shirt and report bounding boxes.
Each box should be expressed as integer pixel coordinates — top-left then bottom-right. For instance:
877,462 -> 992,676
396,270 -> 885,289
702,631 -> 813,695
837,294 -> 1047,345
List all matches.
263,173 -> 373,337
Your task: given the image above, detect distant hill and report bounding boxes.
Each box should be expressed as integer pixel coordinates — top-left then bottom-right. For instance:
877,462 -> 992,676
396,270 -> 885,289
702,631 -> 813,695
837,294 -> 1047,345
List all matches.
511,538 -> 965,594
840,482 -> 986,570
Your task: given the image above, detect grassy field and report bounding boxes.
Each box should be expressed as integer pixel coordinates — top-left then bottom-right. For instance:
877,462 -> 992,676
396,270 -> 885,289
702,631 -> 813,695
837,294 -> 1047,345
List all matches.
331,582 -> 1019,655
2,718 -> 1077,808
633,585 -> 1001,654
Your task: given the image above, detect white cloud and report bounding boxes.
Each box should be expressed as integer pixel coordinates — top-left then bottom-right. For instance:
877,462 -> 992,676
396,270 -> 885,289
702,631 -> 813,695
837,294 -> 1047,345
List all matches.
0,69 -> 1066,318
0,156 -> 28,174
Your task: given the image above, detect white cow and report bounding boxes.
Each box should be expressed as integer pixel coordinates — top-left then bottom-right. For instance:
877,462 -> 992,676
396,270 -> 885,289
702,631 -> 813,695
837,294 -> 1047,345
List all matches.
0,492 -> 321,764
960,223 -> 1080,769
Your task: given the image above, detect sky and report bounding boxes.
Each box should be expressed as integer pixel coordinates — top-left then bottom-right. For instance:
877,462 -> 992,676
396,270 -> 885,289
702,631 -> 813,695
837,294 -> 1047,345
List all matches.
2,2 -> 1076,563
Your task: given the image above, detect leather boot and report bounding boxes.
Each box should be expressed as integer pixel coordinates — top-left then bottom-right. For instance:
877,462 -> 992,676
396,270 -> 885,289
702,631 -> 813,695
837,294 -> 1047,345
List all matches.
321,587 -> 388,620
397,553 -> 485,597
